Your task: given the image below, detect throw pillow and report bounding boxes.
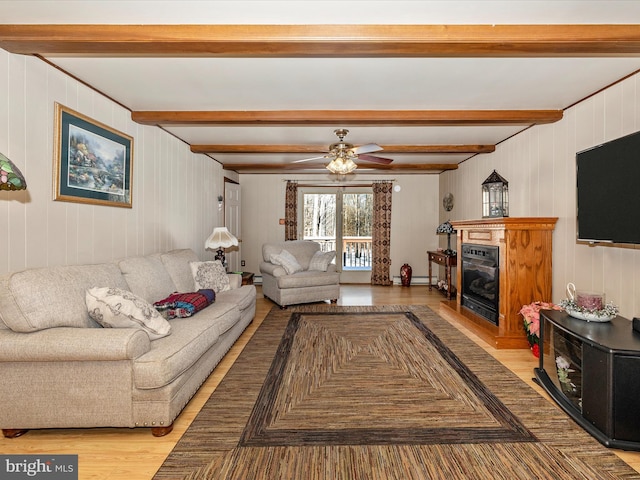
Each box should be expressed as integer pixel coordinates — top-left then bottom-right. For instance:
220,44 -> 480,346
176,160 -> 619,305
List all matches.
190,260 -> 230,292
308,250 -> 336,271
153,289 -> 215,319
85,287 -> 171,340
270,249 -> 303,275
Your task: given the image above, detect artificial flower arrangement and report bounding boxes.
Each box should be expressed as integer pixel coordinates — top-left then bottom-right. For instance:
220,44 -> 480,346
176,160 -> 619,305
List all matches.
519,301 -> 563,358
556,356 -> 577,391
559,298 -> 619,319
556,355 -> 582,408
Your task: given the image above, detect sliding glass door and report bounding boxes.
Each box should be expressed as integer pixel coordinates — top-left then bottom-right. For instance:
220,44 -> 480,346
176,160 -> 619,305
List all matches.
300,186 -> 372,283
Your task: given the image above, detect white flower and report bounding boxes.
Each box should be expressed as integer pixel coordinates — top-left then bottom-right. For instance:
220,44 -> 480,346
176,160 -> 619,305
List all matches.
556,355 -> 570,370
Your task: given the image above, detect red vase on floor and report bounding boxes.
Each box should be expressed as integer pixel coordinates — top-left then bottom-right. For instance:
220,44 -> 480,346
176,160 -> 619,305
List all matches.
400,264 -> 412,287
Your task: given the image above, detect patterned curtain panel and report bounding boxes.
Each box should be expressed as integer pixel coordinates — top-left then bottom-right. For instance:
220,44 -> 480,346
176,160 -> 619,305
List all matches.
371,181 -> 393,285
284,181 -> 298,241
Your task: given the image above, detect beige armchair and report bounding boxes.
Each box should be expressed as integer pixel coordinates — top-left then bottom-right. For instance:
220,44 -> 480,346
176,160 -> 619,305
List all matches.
260,240 -> 340,308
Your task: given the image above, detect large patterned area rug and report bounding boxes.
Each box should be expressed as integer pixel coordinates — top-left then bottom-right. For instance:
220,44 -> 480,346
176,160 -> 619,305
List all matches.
154,305 -> 639,479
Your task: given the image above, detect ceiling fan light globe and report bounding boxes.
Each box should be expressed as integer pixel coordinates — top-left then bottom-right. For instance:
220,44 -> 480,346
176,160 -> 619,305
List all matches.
326,156 -> 357,175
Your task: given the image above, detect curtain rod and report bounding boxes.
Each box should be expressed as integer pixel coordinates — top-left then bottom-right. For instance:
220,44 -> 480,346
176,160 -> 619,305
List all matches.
283,179 -> 396,186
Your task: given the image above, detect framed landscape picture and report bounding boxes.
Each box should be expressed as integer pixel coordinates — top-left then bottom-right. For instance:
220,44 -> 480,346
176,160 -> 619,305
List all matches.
54,103 -> 133,208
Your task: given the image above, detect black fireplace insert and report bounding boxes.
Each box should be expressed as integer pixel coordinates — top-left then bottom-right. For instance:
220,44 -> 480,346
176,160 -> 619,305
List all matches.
460,244 -> 499,325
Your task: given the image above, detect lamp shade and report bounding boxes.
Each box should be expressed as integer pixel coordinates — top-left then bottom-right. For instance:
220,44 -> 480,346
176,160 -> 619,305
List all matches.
0,153 -> 27,191
205,227 -> 238,250
436,220 -> 455,235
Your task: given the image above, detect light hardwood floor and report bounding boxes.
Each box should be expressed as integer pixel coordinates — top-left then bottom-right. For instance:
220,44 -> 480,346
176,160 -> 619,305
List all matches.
2,285 -> 639,479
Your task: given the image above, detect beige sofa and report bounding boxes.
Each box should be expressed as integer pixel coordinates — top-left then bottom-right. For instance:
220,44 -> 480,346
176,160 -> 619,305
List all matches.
260,240 -> 340,308
0,249 -> 256,437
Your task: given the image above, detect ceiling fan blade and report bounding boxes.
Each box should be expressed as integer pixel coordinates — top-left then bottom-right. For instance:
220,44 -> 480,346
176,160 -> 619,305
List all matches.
357,154 -> 394,165
352,143 -> 383,154
292,155 -> 329,163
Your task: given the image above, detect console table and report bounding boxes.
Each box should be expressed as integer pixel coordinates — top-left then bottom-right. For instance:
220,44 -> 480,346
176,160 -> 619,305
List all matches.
240,272 -> 255,286
535,309 -> 640,451
427,251 -> 456,300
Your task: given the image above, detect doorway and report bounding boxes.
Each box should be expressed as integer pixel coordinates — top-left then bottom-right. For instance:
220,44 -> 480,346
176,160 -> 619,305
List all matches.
299,186 -> 372,283
224,181 -> 241,273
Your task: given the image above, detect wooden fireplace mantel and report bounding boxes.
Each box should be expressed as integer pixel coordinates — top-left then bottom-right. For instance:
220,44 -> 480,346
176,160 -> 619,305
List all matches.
439,217 -> 558,349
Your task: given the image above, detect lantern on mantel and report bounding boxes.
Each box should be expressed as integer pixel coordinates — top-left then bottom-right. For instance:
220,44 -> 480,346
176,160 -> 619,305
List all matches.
482,170 -> 509,218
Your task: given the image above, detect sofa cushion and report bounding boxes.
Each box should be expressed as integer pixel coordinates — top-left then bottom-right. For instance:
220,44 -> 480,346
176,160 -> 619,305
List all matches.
0,263 -> 128,333
153,290 -> 215,319
276,270 -> 341,289
133,302 -> 239,389
86,287 -> 171,340
216,285 -> 257,313
161,249 -> 200,292
190,260 -> 230,292
270,249 -> 304,274
308,250 -> 336,271
118,254 -> 177,303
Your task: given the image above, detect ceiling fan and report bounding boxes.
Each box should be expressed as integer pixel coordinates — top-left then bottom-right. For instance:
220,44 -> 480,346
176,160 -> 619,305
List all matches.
294,129 -> 393,174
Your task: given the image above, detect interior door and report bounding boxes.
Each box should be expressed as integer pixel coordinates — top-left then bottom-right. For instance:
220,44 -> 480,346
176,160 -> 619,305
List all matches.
224,181 -> 242,273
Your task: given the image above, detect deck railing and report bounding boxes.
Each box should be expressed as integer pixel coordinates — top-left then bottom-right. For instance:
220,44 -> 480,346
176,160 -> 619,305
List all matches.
306,236 -> 372,270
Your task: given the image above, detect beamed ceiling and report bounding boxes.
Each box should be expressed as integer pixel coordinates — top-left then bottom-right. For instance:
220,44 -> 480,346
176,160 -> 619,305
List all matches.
1,2 -> 640,175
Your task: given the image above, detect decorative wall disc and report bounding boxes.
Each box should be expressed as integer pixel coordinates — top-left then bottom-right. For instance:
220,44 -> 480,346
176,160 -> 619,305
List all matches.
443,193 -> 454,211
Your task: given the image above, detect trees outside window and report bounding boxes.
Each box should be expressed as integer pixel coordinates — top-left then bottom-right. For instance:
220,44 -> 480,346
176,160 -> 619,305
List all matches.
302,189 -> 372,271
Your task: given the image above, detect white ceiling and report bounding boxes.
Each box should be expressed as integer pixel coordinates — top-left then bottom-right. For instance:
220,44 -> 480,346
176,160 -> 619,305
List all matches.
1,1 -> 640,175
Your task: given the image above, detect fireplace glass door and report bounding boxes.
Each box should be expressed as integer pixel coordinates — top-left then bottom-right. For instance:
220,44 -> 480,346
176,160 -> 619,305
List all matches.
461,244 -> 499,324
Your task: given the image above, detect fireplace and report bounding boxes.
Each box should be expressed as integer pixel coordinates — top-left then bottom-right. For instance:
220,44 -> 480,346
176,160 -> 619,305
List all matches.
441,218 -> 557,349
460,244 -> 499,325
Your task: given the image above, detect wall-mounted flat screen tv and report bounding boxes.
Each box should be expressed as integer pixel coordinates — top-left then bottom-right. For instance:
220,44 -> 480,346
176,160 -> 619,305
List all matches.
576,130 -> 640,245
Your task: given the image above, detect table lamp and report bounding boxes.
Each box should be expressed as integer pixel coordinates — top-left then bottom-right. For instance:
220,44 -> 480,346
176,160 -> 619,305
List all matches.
436,220 -> 456,255
0,153 -> 27,191
205,227 -> 238,266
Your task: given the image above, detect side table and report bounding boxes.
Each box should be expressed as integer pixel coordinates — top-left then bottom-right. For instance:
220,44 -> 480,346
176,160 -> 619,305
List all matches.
427,251 -> 457,300
240,272 -> 254,286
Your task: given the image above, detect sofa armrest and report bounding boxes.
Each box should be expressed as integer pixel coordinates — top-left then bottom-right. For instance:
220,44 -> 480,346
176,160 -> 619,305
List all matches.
0,327 -> 151,362
227,273 -> 242,289
259,261 -> 287,277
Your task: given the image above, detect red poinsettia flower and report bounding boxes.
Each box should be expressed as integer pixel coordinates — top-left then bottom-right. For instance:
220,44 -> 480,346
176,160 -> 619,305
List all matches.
519,301 -> 563,357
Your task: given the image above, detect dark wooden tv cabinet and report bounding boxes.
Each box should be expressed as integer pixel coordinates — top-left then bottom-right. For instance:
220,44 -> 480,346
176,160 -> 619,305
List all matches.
535,310 -> 640,451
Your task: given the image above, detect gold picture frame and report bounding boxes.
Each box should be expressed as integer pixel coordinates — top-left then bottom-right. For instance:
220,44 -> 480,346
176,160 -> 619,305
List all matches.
53,102 -> 133,208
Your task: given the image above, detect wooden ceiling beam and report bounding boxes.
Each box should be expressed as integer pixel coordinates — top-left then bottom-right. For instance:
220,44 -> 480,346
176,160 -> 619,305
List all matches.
134,109 -> 562,126
379,144 -> 495,153
192,144 -> 495,154
1,24 -> 640,57
192,144 -> 329,154
222,163 -> 459,171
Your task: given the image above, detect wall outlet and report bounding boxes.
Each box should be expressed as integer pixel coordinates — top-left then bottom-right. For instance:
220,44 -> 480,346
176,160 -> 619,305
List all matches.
241,260 -> 246,267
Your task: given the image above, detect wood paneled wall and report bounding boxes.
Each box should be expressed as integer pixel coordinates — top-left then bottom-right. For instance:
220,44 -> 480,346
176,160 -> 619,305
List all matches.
441,72 -> 640,319
0,51 -> 225,274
